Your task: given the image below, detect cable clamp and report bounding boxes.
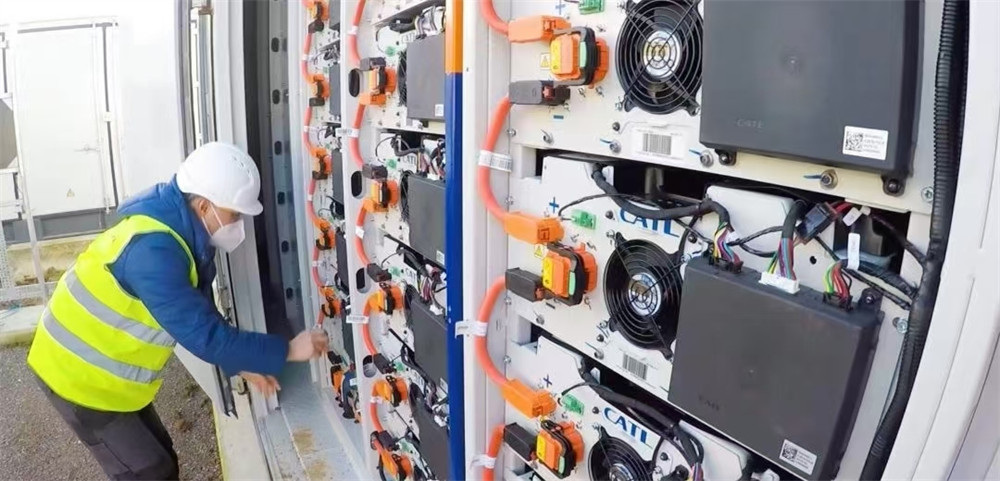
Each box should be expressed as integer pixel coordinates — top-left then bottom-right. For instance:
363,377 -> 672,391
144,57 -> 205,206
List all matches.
347,26 -> 358,36
455,320 -> 489,338
335,127 -> 360,138
347,315 -> 369,325
478,150 -> 512,173
356,226 -> 366,239
470,454 -> 497,469
843,207 -> 863,226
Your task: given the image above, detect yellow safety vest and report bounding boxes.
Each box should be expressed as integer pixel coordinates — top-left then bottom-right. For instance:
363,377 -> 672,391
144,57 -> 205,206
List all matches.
27,215 -> 198,412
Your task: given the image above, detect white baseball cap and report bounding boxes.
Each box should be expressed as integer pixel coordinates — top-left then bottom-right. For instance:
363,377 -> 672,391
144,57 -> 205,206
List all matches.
176,142 -> 264,216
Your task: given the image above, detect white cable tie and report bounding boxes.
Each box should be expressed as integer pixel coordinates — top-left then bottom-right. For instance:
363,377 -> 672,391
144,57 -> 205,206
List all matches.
843,208 -> 863,226
478,150 -> 512,173
847,233 -> 861,270
301,54 -> 309,62
347,26 -> 358,36
455,320 -> 488,338
470,454 -> 497,469
303,125 -> 310,133
335,127 -> 359,138
355,226 -> 365,239
859,205 -> 872,216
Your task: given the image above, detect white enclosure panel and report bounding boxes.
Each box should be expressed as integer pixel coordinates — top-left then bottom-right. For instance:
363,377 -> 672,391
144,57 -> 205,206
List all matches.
13,27 -> 112,216
2,0 -> 185,195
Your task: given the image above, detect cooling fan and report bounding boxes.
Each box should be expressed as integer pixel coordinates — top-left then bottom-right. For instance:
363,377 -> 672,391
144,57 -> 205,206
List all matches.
589,429 -> 653,481
616,0 -> 703,115
604,236 -> 683,356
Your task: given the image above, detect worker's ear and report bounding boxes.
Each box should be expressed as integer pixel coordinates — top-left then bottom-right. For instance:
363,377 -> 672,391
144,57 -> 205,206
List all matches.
190,195 -> 211,218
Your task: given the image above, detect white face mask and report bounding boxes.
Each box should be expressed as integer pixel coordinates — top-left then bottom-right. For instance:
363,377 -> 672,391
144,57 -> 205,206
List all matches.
204,204 -> 245,252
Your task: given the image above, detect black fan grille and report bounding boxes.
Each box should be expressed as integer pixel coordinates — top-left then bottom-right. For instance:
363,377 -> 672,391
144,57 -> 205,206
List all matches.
589,436 -> 652,481
616,0 -> 703,115
604,239 -> 682,353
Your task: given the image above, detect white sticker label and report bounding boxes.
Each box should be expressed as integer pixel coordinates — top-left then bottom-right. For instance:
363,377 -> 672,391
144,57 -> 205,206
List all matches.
347,26 -> 358,36
847,232 -> 861,270
780,439 -> 817,475
347,315 -> 369,324
434,103 -> 444,117
349,377 -> 358,387
436,250 -> 446,265
633,128 -> 685,160
843,208 -> 863,226
842,126 -> 889,161
335,127 -> 359,138
355,226 -> 365,239
477,150 -> 512,172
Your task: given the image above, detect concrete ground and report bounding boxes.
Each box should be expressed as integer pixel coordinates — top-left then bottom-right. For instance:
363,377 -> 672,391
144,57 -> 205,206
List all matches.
0,344 -> 222,481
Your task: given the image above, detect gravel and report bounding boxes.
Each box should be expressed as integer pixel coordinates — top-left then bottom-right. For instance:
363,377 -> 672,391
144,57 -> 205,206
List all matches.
0,345 -> 222,481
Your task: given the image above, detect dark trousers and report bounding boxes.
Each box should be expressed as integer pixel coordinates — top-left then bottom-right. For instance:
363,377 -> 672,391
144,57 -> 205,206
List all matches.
36,376 -> 180,481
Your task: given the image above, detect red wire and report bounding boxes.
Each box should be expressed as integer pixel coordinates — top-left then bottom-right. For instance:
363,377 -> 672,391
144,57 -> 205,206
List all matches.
477,96 -> 512,222
475,277 -> 508,386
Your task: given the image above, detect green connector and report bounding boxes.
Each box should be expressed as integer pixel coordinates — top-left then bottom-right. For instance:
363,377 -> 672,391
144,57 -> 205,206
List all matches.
386,158 -> 398,169
389,266 -> 401,278
385,45 -> 397,57
560,394 -> 585,415
571,209 -> 597,229
394,361 -> 406,372
578,0 -> 604,14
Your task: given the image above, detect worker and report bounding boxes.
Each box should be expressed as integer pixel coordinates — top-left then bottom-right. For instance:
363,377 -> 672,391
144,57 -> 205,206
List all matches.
26,142 -> 329,480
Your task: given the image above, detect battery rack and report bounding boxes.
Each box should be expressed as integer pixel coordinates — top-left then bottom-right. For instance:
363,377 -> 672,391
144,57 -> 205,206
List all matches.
460,1 -> 942,480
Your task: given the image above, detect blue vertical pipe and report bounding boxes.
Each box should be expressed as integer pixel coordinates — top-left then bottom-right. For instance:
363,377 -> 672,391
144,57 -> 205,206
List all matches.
443,1 -> 465,479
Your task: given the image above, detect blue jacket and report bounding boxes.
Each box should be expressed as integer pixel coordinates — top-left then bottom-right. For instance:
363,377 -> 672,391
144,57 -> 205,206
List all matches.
112,177 -> 288,376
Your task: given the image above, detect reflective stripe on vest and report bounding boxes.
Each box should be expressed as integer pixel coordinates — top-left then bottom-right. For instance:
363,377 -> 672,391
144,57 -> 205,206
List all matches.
27,214 -> 198,412
40,308 -> 161,384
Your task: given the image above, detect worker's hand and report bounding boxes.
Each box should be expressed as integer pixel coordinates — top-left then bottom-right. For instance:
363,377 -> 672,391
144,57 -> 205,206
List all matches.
287,329 -> 329,362
240,371 -> 281,397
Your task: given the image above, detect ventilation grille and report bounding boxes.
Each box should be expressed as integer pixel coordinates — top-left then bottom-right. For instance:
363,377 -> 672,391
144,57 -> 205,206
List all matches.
589,433 -> 652,481
604,238 -> 682,355
398,50 -> 408,106
615,0 -> 703,115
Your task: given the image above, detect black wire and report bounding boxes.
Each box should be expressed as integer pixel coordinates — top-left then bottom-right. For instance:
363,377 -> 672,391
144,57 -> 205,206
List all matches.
380,251 -> 402,267
556,192 -> 659,219
870,214 -> 928,264
373,136 -> 396,164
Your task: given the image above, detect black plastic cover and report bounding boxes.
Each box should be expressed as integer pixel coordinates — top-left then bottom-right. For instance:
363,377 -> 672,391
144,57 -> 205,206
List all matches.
669,257 -> 879,479
409,297 -> 448,386
506,268 -> 543,302
405,35 -> 446,121
330,150 -> 345,205
412,398 -> 450,480
503,424 -> 537,462
699,1 -> 919,175
404,175 -> 446,265
509,80 -> 570,106
335,229 -> 350,293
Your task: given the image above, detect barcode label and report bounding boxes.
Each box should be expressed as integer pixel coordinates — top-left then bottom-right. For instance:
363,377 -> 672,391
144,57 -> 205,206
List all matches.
478,150 -> 512,172
346,315 -> 368,324
335,127 -> 359,138
436,250 -> 446,265
842,126 -> 888,161
633,128 -> 684,160
434,104 -> 444,117
642,132 -> 672,157
779,439 -> 817,475
622,353 -> 649,380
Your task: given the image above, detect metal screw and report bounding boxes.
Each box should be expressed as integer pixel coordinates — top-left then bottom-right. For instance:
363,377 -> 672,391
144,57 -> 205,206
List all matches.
598,320 -> 609,329
536,315 -> 545,326
884,178 -> 904,195
507,128 -> 517,137
377,120 -> 383,126
605,210 -> 614,219
688,232 -> 699,243
596,25 -> 606,33
718,151 -> 736,166
863,293 -> 877,305
612,122 -> 621,132
659,452 -> 669,461
502,355 -> 511,365
577,87 -> 586,96
542,131 -> 554,144
503,295 -> 512,305
594,349 -> 604,360
596,86 -> 605,96
921,187 -> 934,203
592,407 -> 600,414
699,151 -> 714,167
596,334 -> 605,342
819,169 -> 839,189
614,101 -> 623,111
893,317 -> 909,334
609,141 -> 621,153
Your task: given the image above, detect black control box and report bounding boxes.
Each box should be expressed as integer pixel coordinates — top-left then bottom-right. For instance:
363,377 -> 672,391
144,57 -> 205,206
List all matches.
669,257 -> 879,479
